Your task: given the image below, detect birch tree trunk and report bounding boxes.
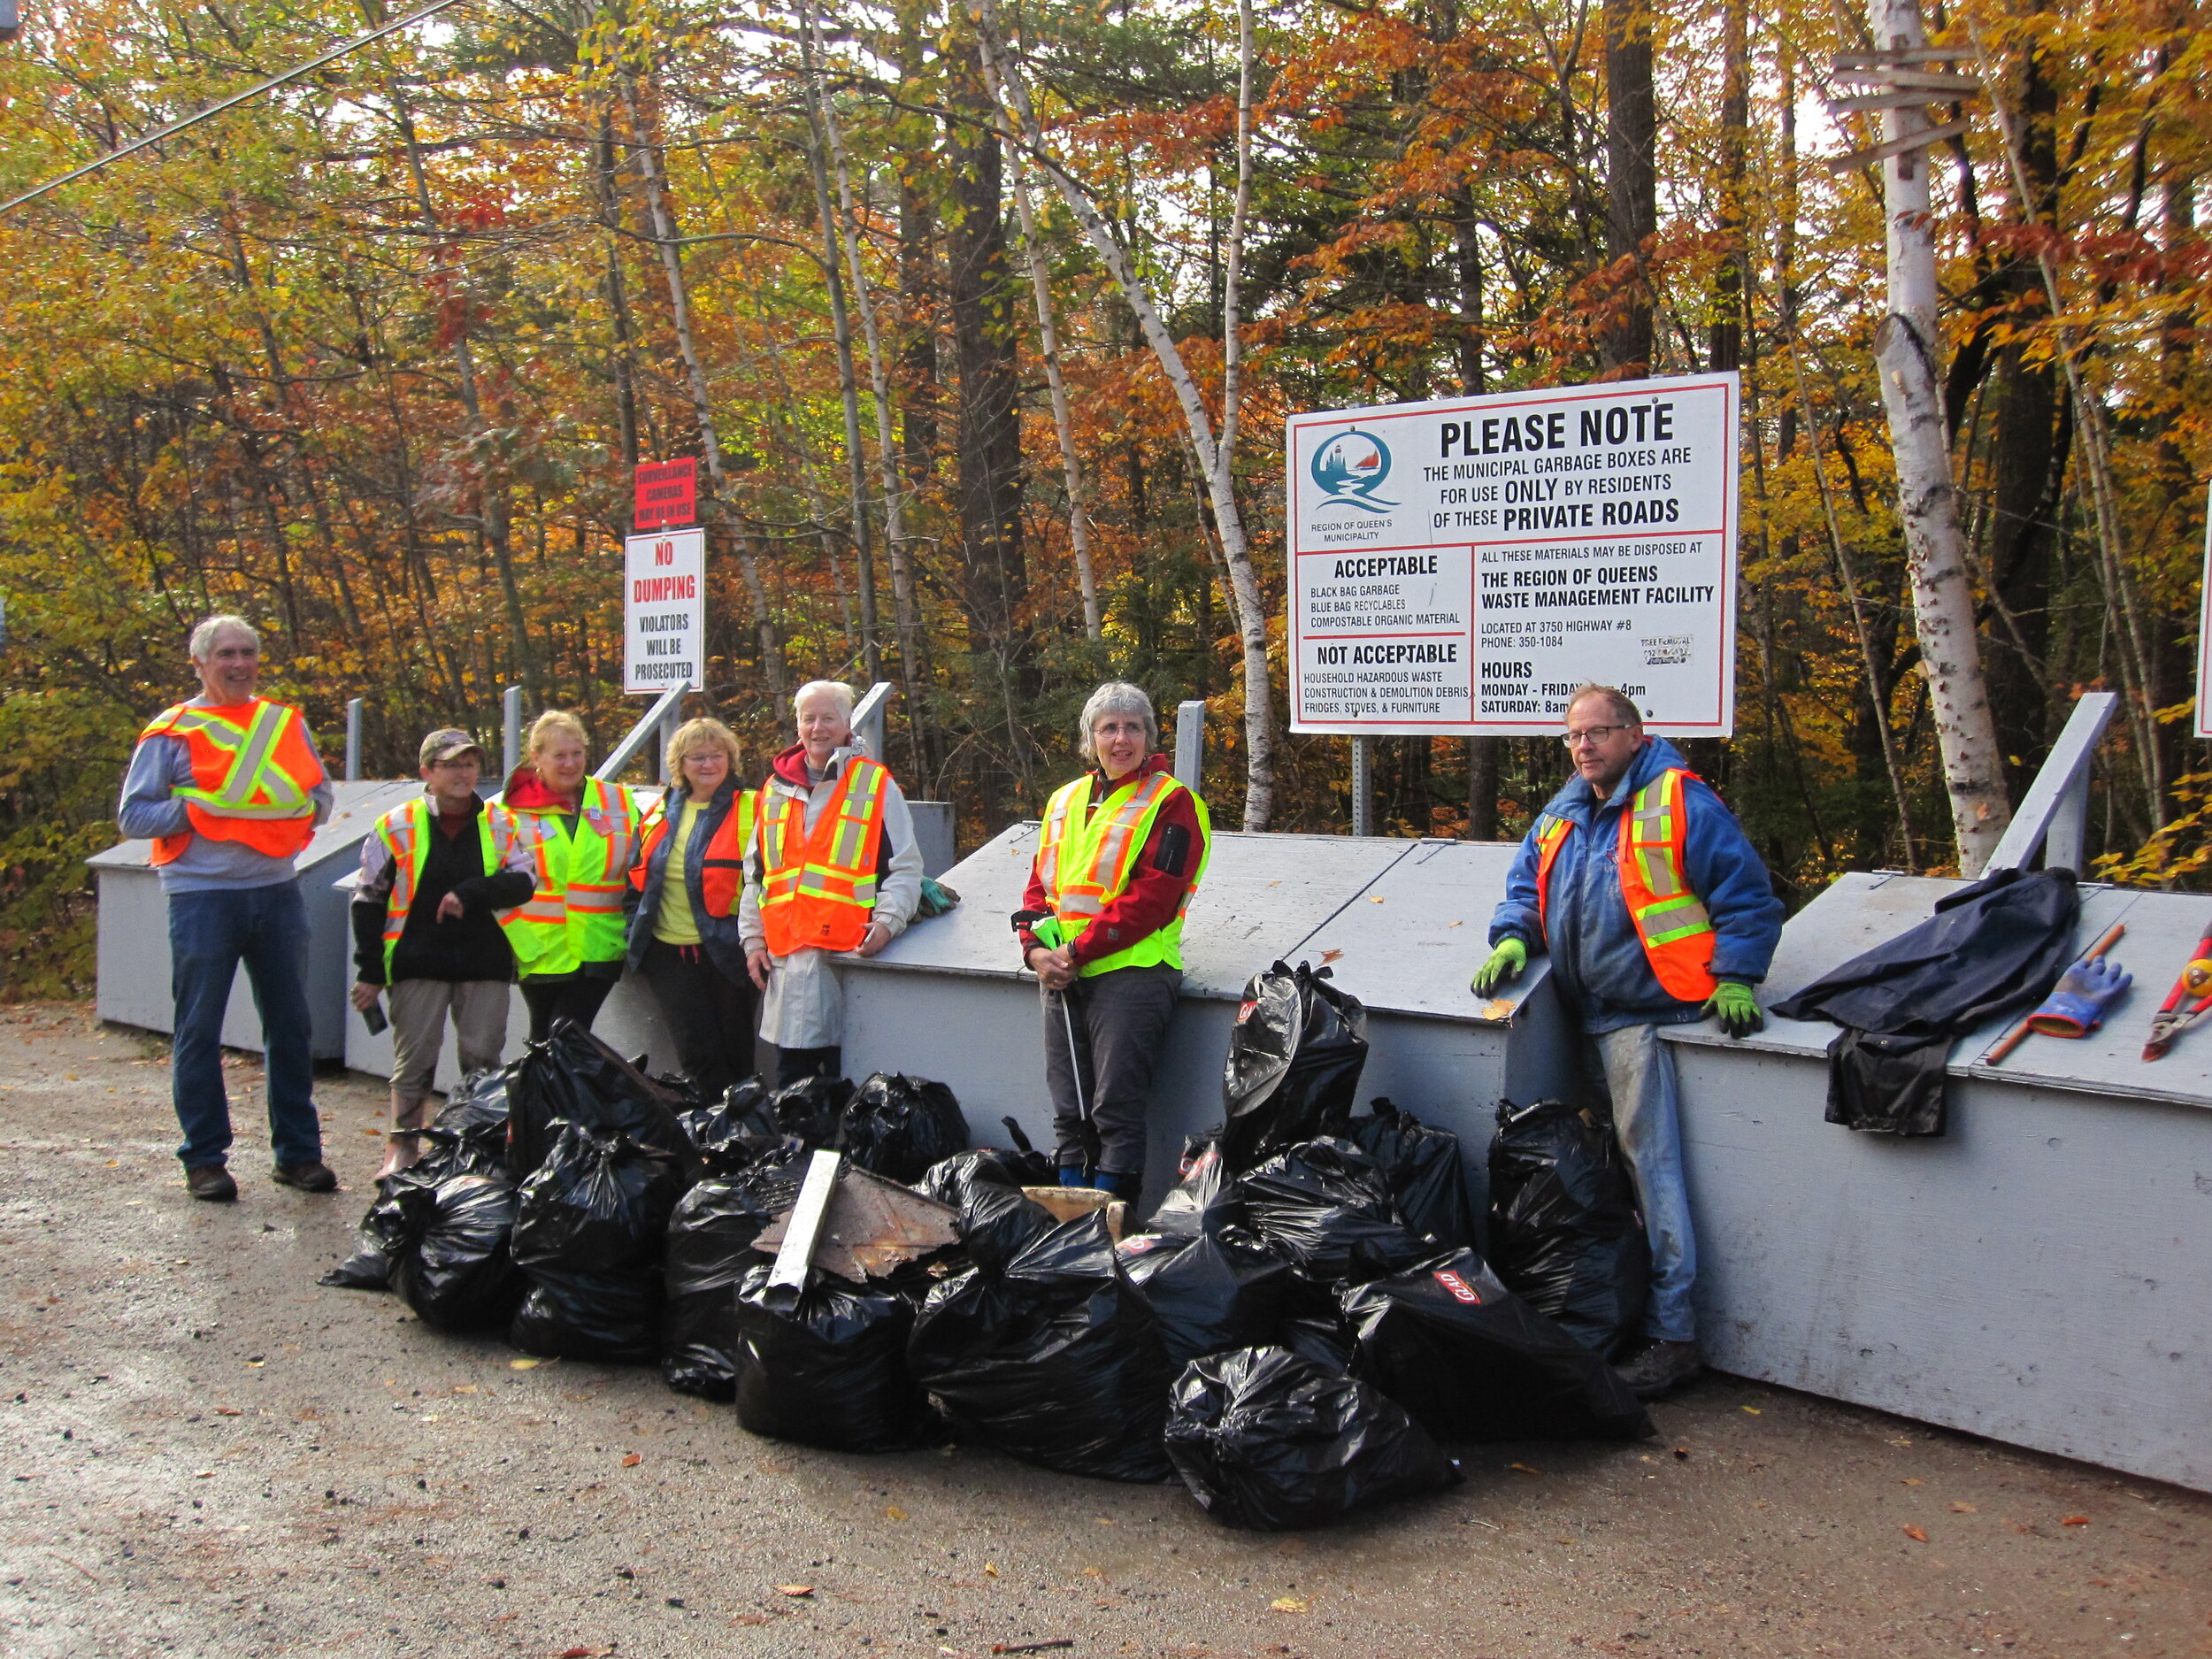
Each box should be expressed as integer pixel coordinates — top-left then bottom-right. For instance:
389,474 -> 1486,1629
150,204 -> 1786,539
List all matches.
1869,0 -> 2011,872
618,73 -> 787,724
978,0 -> 1277,827
796,8 -> 880,688
1002,134 -> 1102,640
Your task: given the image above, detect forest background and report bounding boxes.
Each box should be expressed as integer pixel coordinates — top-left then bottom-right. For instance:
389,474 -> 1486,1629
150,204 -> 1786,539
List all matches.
0,0 -> 2204,995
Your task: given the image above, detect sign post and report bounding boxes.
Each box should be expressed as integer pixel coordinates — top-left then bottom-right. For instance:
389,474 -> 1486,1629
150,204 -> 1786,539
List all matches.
2194,480 -> 2212,741
1286,372 -> 1740,737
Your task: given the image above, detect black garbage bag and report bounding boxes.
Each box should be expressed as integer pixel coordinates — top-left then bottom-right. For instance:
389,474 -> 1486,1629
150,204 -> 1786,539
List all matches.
511,1123 -> 686,1363
839,1073 -> 971,1184
1340,1249 -> 1652,1442
1772,865 -> 2082,1138
680,1081 -> 785,1178
1237,1139 -> 1435,1288
1486,1097 -> 1650,1356
394,1171 -> 524,1330
1349,1098 -> 1479,1251
995,1118 -> 1058,1187
907,1212 -> 1176,1482
1147,1134 -> 1235,1240
767,1075 -> 856,1149
1164,1345 -> 1459,1530
507,1020 -> 694,1182
319,1170 -> 437,1289
1219,962 -> 1369,1171
1277,1313 -> 1357,1375
1118,1227 -> 1295,1368
659,1162 -> 801,1399
918,1150 -> 1059,1276
731,1264 -> 929,1450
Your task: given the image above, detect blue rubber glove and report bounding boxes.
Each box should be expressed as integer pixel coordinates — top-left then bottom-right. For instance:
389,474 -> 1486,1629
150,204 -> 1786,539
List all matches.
2024,953 -> 2131,1037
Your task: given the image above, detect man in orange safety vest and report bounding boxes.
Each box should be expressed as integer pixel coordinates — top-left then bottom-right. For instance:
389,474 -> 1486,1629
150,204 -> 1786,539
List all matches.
119,615 -> 336,1202
1473,684 -> 1784,1401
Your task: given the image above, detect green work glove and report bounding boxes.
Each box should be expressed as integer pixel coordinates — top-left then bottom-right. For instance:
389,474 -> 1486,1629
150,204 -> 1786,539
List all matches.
1703,979 -> 1764,1040
1471,937 -> 1528,996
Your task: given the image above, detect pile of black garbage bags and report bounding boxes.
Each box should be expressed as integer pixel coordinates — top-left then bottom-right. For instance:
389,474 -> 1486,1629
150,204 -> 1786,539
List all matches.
322,960 -> 1658,1533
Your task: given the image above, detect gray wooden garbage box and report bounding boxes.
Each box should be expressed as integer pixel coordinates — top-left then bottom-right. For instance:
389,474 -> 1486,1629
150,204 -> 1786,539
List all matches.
89,780 -> 423,1062
837,826 -> 1573,1214
1660,873 -> 2212,1494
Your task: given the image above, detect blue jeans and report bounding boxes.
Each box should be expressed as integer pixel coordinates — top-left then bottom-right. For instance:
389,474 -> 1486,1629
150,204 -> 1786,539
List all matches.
1583,1024 -> 1697,1343
167,881 -> 322,1170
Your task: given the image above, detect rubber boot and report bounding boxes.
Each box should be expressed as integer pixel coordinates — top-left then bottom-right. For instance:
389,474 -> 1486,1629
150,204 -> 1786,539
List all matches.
1058,1164 -> 1095,1188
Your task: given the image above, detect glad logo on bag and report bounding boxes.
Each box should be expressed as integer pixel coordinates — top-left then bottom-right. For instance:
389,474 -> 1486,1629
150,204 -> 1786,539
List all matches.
1433,1268 -> 1483,1305
1235,999 -> 1257,1024
1118,1235 -> 1163,1256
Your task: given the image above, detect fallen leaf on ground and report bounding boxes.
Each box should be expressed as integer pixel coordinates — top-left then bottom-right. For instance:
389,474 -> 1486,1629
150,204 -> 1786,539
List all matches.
1902,1478 -> 1924,1486
1952,1502 -> 1978,1513
1903,1525 -> 1928,1542
215,1408 -> 242,1417
1270,1595 -> 1310,1613
621,1453 -> 642,1467
1509,1463 -> 1542,1476
192,1470 -> 213,1479
558,1647 -> 614,1658
2062,1515 -> 2090,1525
1672,1446 -> 1689,1460
885,1505 -> 907,1520
776,1584 -> 814,1597
510,1358 -> 541,1371
1081,1566 -> 1103,1578
1741,1406 -> 1762,1415
1369,895 -> 1385,903
983,1563 -> 999,1578
452,1384 -> 478,1394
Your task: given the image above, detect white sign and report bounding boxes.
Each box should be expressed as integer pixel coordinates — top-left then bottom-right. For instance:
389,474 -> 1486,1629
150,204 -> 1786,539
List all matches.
623,527 -> 704,695
1286,372 -> 1740,736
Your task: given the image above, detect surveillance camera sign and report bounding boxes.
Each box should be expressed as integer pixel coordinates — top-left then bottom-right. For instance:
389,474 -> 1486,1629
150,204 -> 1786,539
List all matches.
1286,373 -> 1740,736
624,527 -> 703,695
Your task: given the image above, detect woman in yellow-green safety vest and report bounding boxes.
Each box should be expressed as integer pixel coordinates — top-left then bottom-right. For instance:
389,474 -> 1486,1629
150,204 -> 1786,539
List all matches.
1015,681 -> 1210,1199
623,717 -> 761,1105
500,709 -> 644,1042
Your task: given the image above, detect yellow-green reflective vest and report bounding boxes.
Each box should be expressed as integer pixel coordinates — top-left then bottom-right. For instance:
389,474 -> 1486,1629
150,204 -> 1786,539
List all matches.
1036,770 -> 1210,978
507,776 -> 641,975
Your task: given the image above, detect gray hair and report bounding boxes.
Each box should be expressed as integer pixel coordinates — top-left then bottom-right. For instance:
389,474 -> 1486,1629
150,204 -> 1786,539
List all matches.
1078,681 -> 1158,761
1566,683 -> 1642,727
793,679 -> 856,722
189,614 -> 259,661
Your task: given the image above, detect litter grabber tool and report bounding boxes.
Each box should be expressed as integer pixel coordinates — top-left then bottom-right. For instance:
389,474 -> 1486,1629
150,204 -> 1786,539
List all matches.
1021,913 -> 1098,1173
1983,923 -> 2124,1064
2143,921 -> 2212,1061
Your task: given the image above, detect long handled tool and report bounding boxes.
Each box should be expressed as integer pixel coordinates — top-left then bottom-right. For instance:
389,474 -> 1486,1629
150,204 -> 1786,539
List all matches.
1031,917 -> 1097,1169
1982,921 -> 2125,1064
2144,920 -> 2212,1060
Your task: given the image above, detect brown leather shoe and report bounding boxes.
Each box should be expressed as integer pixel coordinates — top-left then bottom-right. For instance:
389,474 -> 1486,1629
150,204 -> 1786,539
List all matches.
271,1159 -> 338,1194
186,1164 -> 237,1202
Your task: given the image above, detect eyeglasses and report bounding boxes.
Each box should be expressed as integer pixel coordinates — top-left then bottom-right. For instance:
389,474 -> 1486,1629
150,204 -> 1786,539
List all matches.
1562,725 -> 1631,749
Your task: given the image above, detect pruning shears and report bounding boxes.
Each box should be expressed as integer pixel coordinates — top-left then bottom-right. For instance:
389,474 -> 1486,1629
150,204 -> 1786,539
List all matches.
2143,922 -> 2212,1061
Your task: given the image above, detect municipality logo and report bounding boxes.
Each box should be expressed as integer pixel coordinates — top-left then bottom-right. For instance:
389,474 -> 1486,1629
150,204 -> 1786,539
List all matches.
1310,427 -> 1395,514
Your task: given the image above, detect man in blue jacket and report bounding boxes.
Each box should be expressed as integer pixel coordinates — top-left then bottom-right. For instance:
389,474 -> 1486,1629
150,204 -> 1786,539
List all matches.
1476,684 -> 1784,1398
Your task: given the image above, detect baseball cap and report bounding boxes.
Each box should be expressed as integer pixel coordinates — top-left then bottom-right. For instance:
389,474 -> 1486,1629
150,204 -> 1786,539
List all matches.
419,728 -> 487,767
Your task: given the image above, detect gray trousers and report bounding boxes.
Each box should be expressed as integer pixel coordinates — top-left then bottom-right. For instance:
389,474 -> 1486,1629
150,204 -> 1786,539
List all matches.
388,979 -> 511,1116
1042,964 -> 1181,1178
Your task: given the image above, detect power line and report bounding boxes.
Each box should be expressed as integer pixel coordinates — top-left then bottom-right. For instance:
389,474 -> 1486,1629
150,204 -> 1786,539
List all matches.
0,0 -> 473,218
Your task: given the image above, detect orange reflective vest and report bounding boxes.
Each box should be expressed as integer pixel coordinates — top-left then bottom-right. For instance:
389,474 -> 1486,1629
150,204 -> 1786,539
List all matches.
506,776 -> 641,973
1035,769 -> 1211,977
138,697 -> 324,866
370,796 -> 530,979
630,788 -> 758,919
758,757 -> 889,956
1533,766 -> 1718,1004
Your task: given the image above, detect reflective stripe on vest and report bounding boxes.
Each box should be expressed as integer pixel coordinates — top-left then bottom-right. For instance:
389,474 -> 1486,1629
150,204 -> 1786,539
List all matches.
373,797 -> 525,978
1036,769 -> 1211,978
630,789 -> 757,920
139,698 -> 322,865
760,757 -> 889,956
1530,767 -> 1718,1003
505,777 -> 640,973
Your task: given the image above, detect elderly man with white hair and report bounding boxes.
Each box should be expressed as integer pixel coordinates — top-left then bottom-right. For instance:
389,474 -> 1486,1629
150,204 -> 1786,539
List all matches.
1014,681 -> 1210,1199
119,615 -> 336,1202
741,680 -> 926,1087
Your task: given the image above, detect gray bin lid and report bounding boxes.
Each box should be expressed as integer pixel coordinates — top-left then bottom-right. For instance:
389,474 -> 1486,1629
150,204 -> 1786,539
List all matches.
1663,872 -> 2212,1110
90,779 -> 426,873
